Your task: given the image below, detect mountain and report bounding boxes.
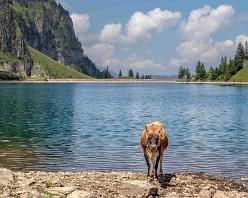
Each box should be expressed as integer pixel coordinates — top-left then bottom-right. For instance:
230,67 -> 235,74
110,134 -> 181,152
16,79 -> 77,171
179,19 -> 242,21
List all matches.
230,61 -> 248,82
0,0 -> 101,79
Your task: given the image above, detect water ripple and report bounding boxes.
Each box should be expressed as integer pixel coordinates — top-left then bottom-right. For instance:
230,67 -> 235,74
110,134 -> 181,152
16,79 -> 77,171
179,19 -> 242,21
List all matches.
0,83 -> 247,180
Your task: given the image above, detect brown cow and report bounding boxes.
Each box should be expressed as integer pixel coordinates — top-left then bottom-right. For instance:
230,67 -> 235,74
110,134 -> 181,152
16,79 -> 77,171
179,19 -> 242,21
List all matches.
140,121 -> 168,179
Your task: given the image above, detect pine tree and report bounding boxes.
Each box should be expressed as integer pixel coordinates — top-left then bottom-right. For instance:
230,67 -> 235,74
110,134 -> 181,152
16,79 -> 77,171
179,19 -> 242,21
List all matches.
178,65 -> 184,79
195,60 -> 201,80
103,66 -> 111,79
245,41 -> 248,60
106,66 -> 110,78
229,57 -> 236,76
118,70 -> 122,77
201,62 -> 207,80
207,66 -> 214,81
128,69 -> 134,78
234,42 -> 245,72
195,60 -> 206,80
135,72 -> 140,79
185,68 -> 191,81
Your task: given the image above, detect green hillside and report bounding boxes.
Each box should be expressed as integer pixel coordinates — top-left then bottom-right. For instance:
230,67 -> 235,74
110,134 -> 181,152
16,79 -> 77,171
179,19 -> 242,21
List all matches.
29,47 -> 93,80
230,61 -> 248,82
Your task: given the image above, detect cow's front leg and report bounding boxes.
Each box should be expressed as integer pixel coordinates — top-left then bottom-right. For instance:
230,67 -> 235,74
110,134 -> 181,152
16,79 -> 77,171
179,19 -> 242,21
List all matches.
144,154 -> 150,177
148,158 -> 154,179
155,154 -> 160,178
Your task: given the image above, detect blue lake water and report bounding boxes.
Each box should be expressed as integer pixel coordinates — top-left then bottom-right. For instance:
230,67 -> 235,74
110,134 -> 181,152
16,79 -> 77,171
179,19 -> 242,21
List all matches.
0,83 -> 247,180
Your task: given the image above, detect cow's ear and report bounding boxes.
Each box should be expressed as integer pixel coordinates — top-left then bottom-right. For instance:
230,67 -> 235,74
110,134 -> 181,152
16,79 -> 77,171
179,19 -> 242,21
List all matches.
158,126 -> 163,134
145,125 -> 149,132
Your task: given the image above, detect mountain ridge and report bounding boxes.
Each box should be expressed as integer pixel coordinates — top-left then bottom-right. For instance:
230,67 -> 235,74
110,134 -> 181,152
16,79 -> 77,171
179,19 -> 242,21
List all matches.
0,0 -> 102,79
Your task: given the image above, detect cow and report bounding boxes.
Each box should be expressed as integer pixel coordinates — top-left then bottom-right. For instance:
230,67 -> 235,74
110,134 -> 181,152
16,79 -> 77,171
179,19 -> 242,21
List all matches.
140,121 -> 168,179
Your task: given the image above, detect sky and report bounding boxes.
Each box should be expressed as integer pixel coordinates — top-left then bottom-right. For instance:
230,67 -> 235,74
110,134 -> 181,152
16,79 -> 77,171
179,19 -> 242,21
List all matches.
57,0 -> 248,75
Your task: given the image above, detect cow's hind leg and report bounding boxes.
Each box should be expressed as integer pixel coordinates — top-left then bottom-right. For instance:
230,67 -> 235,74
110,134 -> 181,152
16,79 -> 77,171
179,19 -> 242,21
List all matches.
159,150 -> 164,176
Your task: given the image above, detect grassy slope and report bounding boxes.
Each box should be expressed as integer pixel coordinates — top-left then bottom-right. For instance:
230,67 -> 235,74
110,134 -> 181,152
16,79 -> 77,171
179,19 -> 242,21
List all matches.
230,61 -> 248,82
29,47 -> 93,80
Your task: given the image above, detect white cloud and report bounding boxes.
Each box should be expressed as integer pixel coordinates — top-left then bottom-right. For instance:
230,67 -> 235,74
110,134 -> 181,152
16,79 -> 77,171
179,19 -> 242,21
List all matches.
180,4 -> 234,39
70,13 -> 90,34
235,34 -> 248,44
170,38 -> 235,68
100,8 -> 181,44
84,43 -> 166,74
170,4 -> 238,71
99,23 -> 123,44
170,34 -> 248,70
83,43 -> 115,66
125,8 -> 181,43
123,55 -> 164,71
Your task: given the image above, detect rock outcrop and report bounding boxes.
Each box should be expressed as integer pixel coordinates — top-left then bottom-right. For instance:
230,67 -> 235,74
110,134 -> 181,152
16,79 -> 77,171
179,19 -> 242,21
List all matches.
0,168 -> 247,198
0,0 -> 32,76
0,0 -> 101,78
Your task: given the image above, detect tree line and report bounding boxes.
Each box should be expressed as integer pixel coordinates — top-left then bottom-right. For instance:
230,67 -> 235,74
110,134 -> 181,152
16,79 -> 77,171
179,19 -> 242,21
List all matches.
178,41 -> 248,81
118,69 -> 152,79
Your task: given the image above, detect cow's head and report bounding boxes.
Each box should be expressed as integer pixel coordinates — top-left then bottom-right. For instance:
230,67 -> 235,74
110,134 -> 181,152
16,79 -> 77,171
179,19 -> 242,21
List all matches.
145,124 -> 163,151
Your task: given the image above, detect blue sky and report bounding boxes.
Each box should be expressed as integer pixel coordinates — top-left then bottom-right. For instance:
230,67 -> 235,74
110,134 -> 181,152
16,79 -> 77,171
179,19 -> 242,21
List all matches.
58,0 -> 248,75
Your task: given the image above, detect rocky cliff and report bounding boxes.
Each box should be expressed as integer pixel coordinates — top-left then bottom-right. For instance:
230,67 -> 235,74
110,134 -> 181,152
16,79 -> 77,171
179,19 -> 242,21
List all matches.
0,0 -> 101,78
0,0 -> 32,76
12,0 -> 101,77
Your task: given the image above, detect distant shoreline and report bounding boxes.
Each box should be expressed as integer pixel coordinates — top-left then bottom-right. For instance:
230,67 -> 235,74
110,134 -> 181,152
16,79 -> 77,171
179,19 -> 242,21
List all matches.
0,79 -> 248,85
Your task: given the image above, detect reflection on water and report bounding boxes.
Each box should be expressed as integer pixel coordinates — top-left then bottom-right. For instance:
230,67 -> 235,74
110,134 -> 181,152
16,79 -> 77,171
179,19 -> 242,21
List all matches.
0,83 -> 247,180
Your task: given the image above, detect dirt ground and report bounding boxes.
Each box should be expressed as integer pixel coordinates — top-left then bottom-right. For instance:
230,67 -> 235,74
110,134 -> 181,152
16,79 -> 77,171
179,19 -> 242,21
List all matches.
0,168 -> 247,198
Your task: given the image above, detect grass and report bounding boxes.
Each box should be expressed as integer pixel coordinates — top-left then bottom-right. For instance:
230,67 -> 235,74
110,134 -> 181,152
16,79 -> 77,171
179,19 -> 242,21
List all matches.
29,47 -> 93,80
0,53 -> 20,65
11,2 -> 31,24
230,61 -> 248,82
0,71 -> 22,80
45,181 -> 56,188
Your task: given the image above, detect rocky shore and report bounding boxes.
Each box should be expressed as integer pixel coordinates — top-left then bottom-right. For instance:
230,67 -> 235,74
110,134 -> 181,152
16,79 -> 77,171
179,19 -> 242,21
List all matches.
0,168 -> 247,198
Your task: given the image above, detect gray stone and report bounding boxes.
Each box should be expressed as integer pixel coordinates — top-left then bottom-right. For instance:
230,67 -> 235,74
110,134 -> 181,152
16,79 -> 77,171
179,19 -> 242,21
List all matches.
67,190 -> 91,198
241,178 -> 248,183
236,192 -> 248,198
46,186 -> 76,196
0,168 -> 13,187
213,190 -> 228,198
165,192 -> 179,198
198,184 -> 216,198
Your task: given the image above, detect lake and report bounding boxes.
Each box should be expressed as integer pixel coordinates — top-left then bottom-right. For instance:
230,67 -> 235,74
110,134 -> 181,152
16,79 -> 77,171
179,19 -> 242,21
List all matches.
0,83 -> 247,180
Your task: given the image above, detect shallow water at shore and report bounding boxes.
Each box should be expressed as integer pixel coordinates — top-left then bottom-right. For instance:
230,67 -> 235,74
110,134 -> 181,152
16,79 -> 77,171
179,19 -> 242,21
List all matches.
0,83 -> 247,180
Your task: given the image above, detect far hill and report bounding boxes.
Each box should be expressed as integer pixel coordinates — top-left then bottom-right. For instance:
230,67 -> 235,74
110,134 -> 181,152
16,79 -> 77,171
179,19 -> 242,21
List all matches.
230,61 -> 248,82
29,47 -> 92,80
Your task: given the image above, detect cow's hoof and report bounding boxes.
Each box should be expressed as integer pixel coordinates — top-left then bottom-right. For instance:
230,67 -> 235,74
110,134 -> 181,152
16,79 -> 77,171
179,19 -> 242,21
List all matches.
151,174 -> 156,180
